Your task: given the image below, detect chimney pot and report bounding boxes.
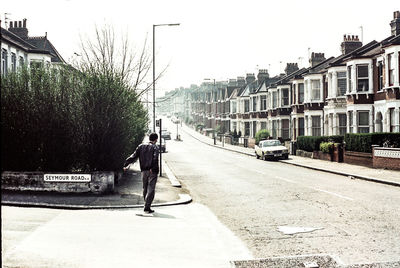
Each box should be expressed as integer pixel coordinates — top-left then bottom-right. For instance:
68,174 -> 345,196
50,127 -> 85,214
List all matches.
23,18 -> 26,28
10,21 -> 13,28
395,11 -> 400,19
18,21 -> 22,27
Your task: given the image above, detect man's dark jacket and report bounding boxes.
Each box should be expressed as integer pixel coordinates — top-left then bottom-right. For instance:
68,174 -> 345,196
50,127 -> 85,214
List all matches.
124,143 -> 159,173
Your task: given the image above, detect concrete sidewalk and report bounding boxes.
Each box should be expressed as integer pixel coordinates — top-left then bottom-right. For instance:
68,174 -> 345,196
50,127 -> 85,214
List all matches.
1,162 -> 191,209
181,124 -> 400,187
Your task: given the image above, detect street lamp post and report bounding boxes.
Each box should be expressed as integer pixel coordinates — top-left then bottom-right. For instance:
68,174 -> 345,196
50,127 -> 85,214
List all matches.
152,23 -> 180,132
204,78 -> 216,144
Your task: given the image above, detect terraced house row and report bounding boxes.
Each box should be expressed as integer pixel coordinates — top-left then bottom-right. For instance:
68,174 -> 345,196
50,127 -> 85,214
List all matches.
163,11 -> 400,142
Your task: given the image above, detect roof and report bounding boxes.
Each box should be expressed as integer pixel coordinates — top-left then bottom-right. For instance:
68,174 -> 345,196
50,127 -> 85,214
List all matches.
1,27 -> 65,63
273,67 -> 308,86
382,34 -> 400,47
25,36 -> 65,63
240,81 -> 259,97
1,27 -> 36,51
307,57 -> 336,75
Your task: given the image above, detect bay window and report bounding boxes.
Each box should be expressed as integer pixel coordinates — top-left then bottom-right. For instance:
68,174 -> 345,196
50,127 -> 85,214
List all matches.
337,72 -> 347,96
298,83 -> 304,103
311,116 -> 321,136
311,80 -> 320,101
281,88 -> 289,106
357,111 -> 369,133
338,114 -> 347,135
356,65 -> 369,92
261,96 -> 267,110
378,61 -> 384,91
388,53 -> 394,86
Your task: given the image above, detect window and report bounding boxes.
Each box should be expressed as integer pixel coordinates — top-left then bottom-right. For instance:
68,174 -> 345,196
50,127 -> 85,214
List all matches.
232,101 -> 237,113
11,53 -> 16,72
272,92 -> 278,108
311,116 -> 321,136
311,80 -> 320,101
282,119 -> 289,139
378,61 -> 384,91
298,118 -> 304,136
261,96 -> 267,110
357,111 -> 369,133
281,88 -> 289,106
1,49 -> 8,75
245,122 -> 250,136
390,108 -> 396,132
292,84 -> 296,105
244,100 -> 250,113
261,122 -> 267,130
272,120 -> 277,138
252,97 -> 257,112
349,112 -> 353,133
30,61 -> 43,69
19,56 -> 24,67
232,122 -> 237,132
357,65 -> 369,92
347,66 -> 352,92
337,72 -> 347,96
252,121 -> 257,137
298,83 -> 304,104
388,53 -> 394,86
338,114 -> 347,135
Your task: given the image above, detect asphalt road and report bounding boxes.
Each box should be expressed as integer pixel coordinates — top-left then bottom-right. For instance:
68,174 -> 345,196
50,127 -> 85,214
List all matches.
162,119 -> 400,265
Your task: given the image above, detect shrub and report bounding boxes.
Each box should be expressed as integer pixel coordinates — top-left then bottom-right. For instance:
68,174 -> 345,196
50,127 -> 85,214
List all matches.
320,142 -> 334,153
255,129 -> 270,144
344,133 -> 400,153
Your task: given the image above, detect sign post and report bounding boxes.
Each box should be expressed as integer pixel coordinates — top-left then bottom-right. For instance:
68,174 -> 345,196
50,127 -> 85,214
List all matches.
157,119 -> 162,177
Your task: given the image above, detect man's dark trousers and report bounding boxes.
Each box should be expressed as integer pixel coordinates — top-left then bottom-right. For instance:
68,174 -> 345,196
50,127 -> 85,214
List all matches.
142,170 -> 158,210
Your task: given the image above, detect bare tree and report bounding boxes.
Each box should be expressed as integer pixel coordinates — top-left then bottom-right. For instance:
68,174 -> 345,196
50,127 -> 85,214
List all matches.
78,24 -> 167,96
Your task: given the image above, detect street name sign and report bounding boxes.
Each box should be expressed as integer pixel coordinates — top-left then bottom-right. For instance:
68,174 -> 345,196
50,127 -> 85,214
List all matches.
44,174 -> 91,182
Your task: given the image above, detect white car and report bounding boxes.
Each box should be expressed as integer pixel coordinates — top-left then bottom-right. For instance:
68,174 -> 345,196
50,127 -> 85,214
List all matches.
255,139 -> 289,160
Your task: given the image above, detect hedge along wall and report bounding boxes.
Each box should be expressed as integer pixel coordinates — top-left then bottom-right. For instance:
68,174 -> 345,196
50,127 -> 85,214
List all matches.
344,133 -> 400,153
1,66 -> 147,172
297,135 -> 344,152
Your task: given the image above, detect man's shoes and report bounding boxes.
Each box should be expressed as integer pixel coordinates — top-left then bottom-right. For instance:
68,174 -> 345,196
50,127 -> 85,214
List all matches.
144,209 -> 154,214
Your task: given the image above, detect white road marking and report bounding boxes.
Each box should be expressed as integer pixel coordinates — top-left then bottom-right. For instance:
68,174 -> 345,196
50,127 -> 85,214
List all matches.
310,187 -> 354,201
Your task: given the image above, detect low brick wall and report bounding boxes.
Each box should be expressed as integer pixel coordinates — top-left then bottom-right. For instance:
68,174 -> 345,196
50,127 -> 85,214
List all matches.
373,147 -> 400,170
1,171 -> 115,194
296,149 -> 313,158
312,151 -> 332,161
344,150 -> 373,167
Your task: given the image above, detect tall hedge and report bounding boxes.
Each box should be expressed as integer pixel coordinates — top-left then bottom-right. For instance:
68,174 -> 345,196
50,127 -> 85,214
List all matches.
297,135 -> 344,152
1,65 -> 147,172
344,133 -> 400,153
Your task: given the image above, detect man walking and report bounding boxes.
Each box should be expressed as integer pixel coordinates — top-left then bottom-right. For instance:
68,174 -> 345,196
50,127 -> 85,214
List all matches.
123,133 -> 159,214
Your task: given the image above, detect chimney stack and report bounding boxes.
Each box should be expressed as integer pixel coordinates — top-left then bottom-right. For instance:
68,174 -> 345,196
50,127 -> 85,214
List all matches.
245,73 -> 256,85
390,11 -> 400,36
237,77 -> 246,87
341,34 -> 362,55
257,69 -> 269,85
285,63 -> 299,75
8,19 -> 29,39
309,52 -> 326,67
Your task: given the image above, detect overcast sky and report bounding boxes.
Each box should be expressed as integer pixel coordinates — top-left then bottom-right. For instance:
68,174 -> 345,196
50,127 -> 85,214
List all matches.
2,0 -> 399,97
